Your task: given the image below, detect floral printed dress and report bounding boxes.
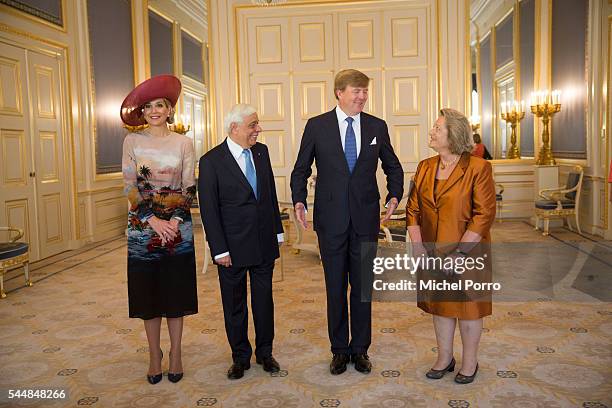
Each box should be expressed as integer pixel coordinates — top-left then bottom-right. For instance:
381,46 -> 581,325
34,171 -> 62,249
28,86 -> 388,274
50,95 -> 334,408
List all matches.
122,131 -> 198,319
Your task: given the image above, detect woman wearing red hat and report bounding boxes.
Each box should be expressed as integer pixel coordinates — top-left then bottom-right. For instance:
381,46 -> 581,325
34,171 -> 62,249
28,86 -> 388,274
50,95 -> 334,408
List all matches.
121,75 -> 197,384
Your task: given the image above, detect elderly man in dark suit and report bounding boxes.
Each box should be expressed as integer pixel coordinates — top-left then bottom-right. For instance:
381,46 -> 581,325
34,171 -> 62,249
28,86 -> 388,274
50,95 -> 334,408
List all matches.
291,69 -> 404,375
199,104 -> 284,379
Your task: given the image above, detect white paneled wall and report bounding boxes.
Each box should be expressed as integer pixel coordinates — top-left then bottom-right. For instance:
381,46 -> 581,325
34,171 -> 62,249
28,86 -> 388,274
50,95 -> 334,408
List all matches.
233,1 -> 442,202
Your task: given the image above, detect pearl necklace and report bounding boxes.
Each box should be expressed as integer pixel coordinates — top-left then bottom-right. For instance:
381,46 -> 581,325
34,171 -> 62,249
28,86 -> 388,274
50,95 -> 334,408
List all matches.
439,155 -> 460,170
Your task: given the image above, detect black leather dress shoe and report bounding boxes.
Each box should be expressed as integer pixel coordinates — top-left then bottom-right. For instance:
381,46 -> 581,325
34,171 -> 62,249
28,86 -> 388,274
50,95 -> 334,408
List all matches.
256,355 -> 280,373
227,362 -> 250,380
425,357 -> 455,379
351,353 -> 372,374
330,353 -> 350,375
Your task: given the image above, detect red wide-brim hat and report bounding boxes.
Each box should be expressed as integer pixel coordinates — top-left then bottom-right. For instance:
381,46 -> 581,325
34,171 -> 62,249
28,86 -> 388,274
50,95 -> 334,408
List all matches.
120,75 -> 182,126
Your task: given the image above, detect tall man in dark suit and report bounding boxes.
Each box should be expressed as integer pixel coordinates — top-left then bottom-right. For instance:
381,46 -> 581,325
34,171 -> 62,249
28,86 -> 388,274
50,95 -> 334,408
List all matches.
291,69 -> 404,375
199,104 -> 284,379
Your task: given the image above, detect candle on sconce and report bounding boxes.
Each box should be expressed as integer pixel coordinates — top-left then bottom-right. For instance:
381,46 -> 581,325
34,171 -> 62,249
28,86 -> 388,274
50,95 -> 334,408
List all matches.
471,90 -> 479,115
529,89 -> 561,165
500,99 -> 525,159
169,113 -> 191,135
470,113 -> 480,133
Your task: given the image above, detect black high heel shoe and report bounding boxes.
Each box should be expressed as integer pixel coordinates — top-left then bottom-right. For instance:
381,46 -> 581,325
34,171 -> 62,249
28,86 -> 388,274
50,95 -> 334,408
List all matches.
455,363 -> 478,384
168,351 -> 183,383
147,349 -> 163,385
425,357 -> 455,379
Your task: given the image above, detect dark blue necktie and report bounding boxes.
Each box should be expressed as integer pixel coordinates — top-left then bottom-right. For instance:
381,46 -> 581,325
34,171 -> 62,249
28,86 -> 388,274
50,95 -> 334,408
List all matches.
344,117 -> 357,173
242,149 -> 257,199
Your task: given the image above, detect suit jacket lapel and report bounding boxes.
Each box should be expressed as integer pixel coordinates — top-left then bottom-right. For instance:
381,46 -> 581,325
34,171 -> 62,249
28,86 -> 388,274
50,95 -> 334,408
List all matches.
252,144 -> 265,201
438,152 -> 470,198
324,109 -> 349,175
220,139 -> 252,194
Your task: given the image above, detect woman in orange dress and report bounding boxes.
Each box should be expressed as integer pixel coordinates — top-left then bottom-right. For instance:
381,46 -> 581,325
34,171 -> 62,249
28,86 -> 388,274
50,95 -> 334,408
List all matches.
406,108 -> 496,384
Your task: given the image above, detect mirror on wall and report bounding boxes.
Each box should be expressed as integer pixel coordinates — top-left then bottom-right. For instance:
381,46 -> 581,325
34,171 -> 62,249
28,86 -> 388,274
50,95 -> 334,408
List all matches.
496,75 -> 515,159
470,42 -> 479,131
472,4 -> 534,161
475,33 -> 515,161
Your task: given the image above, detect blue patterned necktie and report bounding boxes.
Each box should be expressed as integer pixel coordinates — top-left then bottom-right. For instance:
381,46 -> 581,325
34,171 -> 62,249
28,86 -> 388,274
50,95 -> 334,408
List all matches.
344,116 -> 357,173
242,149 -> 258,199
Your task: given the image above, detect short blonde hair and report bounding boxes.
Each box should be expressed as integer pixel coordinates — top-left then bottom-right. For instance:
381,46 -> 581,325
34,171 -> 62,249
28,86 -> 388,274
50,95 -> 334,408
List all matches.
334,69 -> 369,100
440,108 -> 474,155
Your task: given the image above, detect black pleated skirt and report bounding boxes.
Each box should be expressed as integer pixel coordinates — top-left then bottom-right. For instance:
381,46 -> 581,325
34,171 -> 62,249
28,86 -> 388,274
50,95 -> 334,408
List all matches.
127,251 -> 198,320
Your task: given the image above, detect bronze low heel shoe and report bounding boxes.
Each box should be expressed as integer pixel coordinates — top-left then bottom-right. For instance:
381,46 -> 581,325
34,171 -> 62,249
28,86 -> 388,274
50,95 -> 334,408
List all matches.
425,357 -> 455,379
454,363 -> 478,384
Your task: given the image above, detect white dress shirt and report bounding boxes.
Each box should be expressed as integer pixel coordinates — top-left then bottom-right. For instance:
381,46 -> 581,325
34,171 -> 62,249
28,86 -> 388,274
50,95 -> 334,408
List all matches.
298,107 -> 363,215
335,106 -> 361,157
334,106 -> 395,209
226,135 -> 254,175
214,137 -> 284,260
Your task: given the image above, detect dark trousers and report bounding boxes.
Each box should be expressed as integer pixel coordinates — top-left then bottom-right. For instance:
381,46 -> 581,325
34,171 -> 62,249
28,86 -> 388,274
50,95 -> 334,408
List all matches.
217,261 -> 275,363
317,223 -> 377,355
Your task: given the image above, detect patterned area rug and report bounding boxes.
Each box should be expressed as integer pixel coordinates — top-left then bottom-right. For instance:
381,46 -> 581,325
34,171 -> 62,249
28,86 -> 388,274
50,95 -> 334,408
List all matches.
0,221 -> 610,407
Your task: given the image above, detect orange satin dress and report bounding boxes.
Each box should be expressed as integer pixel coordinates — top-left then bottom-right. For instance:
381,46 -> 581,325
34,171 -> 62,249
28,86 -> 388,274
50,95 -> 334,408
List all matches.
406,152 -> 496,319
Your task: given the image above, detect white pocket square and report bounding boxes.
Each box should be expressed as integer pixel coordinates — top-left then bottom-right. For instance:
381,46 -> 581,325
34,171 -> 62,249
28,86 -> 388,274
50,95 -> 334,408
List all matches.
370,137 -> 377,145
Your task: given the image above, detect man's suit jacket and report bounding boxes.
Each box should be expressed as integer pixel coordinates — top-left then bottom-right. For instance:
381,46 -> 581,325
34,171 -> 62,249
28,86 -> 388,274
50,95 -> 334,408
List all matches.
291,109 -> 404,236
199,140 -> 283,267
